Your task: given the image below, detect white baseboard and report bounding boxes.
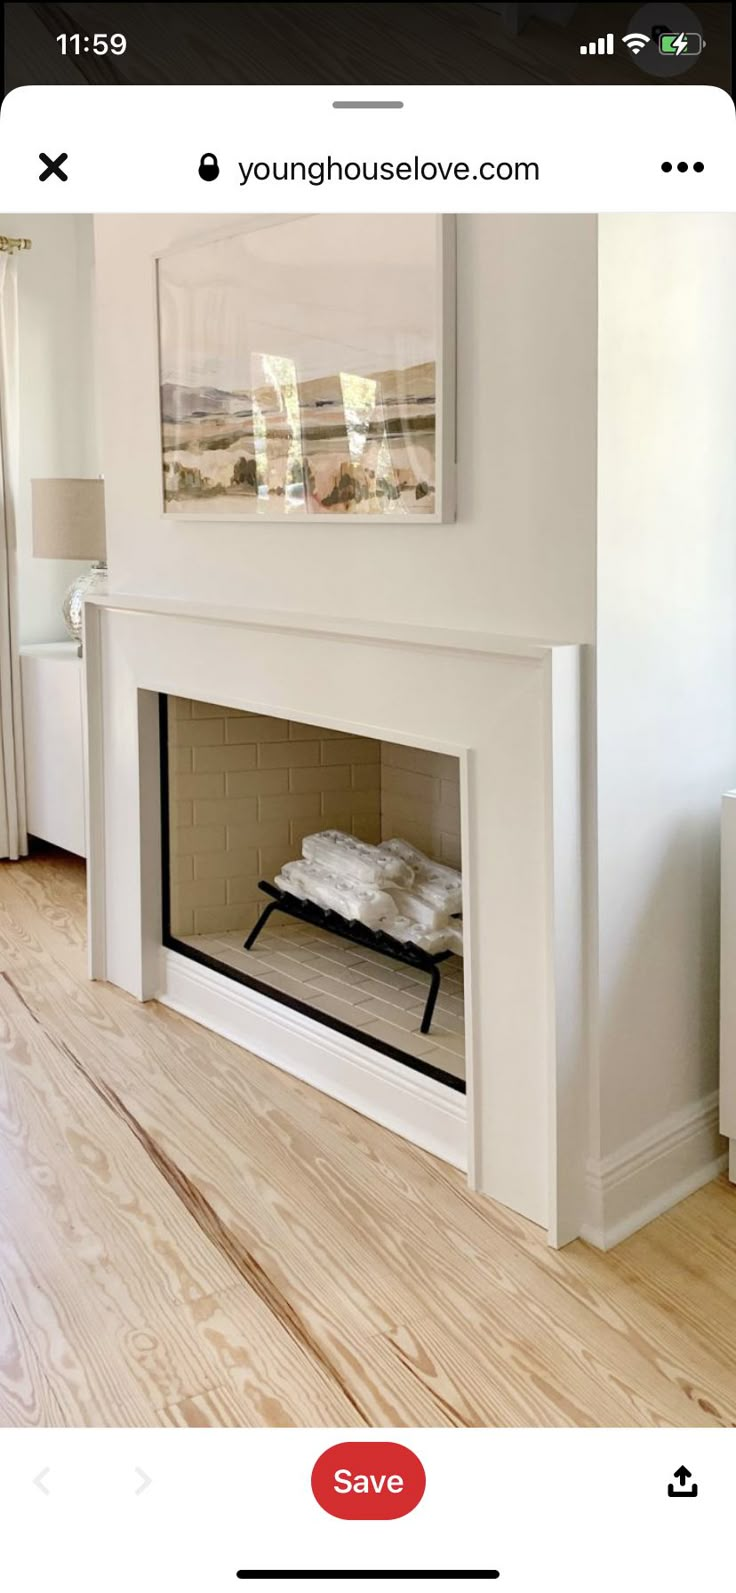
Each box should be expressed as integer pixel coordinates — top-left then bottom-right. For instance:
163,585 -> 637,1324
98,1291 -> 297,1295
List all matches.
582,1090 -> 727,1250
158,948 -> 467,1171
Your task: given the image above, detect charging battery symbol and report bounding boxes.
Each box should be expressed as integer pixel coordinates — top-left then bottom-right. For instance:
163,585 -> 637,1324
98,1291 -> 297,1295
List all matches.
658,31 -> 703,54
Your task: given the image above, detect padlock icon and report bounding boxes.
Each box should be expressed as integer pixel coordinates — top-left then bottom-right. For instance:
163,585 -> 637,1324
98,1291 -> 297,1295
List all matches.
198,153 -> 220,182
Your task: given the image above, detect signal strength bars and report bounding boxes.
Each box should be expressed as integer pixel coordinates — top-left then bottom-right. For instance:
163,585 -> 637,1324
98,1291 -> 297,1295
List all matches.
580,33 -> 614,54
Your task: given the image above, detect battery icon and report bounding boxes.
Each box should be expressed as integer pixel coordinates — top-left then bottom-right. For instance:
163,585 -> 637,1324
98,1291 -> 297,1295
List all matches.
659,31 -> 703,54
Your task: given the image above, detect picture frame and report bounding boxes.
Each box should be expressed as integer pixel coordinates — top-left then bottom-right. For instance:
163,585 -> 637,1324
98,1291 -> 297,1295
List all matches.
154,214 -> 456,524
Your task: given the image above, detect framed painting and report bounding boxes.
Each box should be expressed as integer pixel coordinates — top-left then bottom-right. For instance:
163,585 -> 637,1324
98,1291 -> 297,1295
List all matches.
155,214 -> 455,522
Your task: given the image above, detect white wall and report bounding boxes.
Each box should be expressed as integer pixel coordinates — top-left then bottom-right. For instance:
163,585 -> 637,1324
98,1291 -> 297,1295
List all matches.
93,213 -> 598,643
2,214 -> 98,643
89,209 -> 736,1232
596,215 -> 736,1157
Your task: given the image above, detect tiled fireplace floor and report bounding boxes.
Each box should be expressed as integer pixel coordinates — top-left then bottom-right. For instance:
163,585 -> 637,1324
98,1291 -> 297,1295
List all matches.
181,916 -> 465,1085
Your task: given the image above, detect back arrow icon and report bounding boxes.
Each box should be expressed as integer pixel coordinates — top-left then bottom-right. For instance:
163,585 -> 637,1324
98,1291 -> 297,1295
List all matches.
33,1469 -> 51,1494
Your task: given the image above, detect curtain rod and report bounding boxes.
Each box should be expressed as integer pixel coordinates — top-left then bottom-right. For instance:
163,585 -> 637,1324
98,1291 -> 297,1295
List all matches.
0,236 -> 32,253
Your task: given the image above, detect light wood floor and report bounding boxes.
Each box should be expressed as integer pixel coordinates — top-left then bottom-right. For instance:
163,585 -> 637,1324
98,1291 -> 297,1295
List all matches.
1,849 -> 735,1428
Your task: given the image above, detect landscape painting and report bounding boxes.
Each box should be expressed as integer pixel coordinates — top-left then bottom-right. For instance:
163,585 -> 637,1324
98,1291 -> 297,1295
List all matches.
156,215 -> 447,519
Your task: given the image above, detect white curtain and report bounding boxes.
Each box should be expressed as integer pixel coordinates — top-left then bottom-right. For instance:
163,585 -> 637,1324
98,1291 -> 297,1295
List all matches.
0,253 -> 27,860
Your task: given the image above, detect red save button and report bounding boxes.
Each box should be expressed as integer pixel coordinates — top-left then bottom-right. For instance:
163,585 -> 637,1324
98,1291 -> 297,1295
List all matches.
311,1441 -> 426,1520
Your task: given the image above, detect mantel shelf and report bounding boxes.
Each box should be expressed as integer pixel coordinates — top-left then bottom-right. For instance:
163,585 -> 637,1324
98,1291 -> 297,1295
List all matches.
85,592 -> 575,662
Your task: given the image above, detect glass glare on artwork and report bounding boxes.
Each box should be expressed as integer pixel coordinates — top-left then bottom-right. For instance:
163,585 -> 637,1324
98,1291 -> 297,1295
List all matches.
157,215 -> 441,517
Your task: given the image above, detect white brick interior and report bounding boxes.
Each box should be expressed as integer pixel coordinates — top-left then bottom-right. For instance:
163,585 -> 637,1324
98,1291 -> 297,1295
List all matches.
166,695 -> 465,1083
168,697 -> 461,939
380,741 -> 461,870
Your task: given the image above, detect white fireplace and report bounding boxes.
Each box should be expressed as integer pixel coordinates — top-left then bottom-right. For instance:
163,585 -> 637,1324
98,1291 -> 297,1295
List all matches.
84,593 -> 585,1245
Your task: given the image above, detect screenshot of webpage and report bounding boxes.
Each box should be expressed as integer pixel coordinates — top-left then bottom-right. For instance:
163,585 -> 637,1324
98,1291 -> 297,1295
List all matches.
0,5 -> 734,1591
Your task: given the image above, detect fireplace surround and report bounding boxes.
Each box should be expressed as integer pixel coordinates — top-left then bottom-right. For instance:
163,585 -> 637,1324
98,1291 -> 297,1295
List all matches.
84,593 -> 584,1245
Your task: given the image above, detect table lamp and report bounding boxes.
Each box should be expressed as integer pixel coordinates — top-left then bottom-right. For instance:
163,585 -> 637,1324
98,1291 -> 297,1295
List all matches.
31,478 -> 107,654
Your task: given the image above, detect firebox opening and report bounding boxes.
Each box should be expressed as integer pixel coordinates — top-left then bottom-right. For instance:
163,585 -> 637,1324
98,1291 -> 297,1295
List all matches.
161,695 -> 465,1092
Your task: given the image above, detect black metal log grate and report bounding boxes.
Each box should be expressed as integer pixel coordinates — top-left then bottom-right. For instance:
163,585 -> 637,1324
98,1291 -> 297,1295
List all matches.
245,879 -> 454,1035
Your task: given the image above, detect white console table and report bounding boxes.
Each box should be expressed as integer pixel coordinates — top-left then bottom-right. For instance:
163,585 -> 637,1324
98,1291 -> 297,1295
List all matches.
20,642 -> 86,858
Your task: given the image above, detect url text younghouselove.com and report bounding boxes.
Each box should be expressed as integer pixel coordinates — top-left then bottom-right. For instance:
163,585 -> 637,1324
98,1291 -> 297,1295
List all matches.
238,155 -> 540,186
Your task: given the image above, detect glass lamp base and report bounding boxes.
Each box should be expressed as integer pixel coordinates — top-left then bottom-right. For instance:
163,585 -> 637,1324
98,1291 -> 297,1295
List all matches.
63,561 -> 108,654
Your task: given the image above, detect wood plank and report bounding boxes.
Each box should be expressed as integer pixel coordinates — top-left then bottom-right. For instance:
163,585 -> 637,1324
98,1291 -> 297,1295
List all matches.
0,867 -> 455,1426
0,1277 -> 68,1428
0,971 -> 377,1427
1,849 -> 736,1428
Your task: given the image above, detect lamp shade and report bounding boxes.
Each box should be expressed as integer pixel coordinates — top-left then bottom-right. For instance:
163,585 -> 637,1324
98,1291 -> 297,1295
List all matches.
31,478 -> 106,561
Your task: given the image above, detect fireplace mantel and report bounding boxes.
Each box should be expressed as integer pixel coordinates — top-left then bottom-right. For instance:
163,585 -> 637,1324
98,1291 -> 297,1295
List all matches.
83,592 -> 586,1246
85,590 -> 559,659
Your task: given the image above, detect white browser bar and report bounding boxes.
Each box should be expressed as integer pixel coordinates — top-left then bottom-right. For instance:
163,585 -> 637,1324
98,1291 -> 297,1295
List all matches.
1,83 -> 734,210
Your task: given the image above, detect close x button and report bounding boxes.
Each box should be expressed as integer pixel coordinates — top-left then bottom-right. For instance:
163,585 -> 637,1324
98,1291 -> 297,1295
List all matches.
38,152 -> 68,182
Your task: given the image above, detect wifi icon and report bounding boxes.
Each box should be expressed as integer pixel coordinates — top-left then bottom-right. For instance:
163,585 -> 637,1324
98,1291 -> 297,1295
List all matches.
623,31 -> 651,54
